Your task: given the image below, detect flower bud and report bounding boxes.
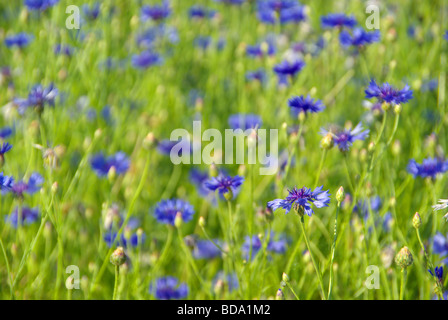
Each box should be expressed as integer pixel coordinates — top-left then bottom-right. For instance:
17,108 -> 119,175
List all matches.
412,212 -> 422,229
336,186 -> 344,203
282,272 -> 289,282
223,189 -> 233,201
276,289 -> 285,300
395,246 -> 413,269
209,163 -> 218,177
143,132 -> 157,149
108,166 -> 116,182
198,216 -> 206,228
394,104 -> 402,114
320,133 -> 334,150
174,212 -> 183,228
110,247 -> 127,266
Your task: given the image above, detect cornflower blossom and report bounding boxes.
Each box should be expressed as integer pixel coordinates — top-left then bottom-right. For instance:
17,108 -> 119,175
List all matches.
153,199 -> 195,225
320,123 -> 369,152
268,186 -> 330,216
321,13 -> 357,29
365,79 -> 413,105
288,95 -> 325,116
407,157 -> 448,179
149,277 -> 188,300
90,152 -> 130,177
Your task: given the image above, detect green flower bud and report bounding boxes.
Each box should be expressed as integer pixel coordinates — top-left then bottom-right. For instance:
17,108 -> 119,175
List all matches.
320,133 -> 334,150
209,163 -> 218,178
395,246 -> 413,269
336,186 -> 344,203
108,166 -> 116,182
282,272 -> 289,282
110,247 -> 127,266
198,216 -> 206,228
394,104 -> 402,114
174,212 -> 183,228
223,189 -> 233,201
412,212 -> 422,229
143,132 -> 157,149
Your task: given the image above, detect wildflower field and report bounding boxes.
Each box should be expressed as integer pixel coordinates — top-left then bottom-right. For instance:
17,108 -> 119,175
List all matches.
0,0 -> 448,301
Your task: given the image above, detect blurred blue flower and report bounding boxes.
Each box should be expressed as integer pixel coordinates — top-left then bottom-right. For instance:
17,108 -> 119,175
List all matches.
0,172 -> 14,190
242,233 -> 288,260
0,127 -> 13,140
131,51 -> 163,69
246,42 -> 276,57
153,199 -> 195,225
90,152 -> 130,177
5,206 -> 39,228
365,79 -> 413,105
212,271 -> 239,292
228,113 -> 262,130
189,168 -> 211,196
24,0 -> 59,11
246,69 -> 267,84
6,173 -> 44,198
268,186 -> 330,216
54,44 -> 74,57
433,232 -> 448,264
149,276 -> 188,300
141,1 -> 171,22
340,28 -> 380,47
4,32 -> 33,48
14,83 -> 58,113
192,239 -> 223,259
273,59 -> 305,78
288,95 -> 325,116
189,5 -> 216,19
407,157 -> 448,179
321,13 -> 357,29
82,2 -> 100,20
429,266 -> 444,282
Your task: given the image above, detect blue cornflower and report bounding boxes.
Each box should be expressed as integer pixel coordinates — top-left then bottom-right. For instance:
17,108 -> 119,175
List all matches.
14,83 -> 58,113
149,277 -> 188,300
90,152 -> 130,177
444,31 -> 448,41
365,79 -> 413,105
320,122 -> 369,152
141,1 -> 171,22
6,173 -> 44,198
204,174 -> 244,197
246,42 -> 276,58
0,127 -> 13,140
246,69 -> 267,84
0,142 -> 12,164
4,33 -> 33,49
153,199 -> 195,225
189,5 -> 216,19
273,59 -> 305,78
257,0 -> 305,25
104,231 -> 145,248
24,0 -> 59,11
131,51 -> 163,69
429,266 -> 444,282
321,13 -> 357,29
288,95 -> 325,116
137,25 -> 179,48
5,206 -> 39,228
192,239 -> 223,259
433,233 -> 448,265
340,27 -> 380,47
0,172 -> 14,190
82,2 -> 100,20
268,186 -> 331,216
228,114 -> 262,130
407,157 -> 448,179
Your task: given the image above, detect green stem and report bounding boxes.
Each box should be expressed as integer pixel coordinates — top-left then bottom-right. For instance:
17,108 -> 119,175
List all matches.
298,216 -> 326,300
343,155 -> 355,194
285,281 -> 300,300
400,268 -> 407,300
113,265 -> 119,300
0,237 -> 14,299
328,202 -> 340,300
314,149 -> 327,189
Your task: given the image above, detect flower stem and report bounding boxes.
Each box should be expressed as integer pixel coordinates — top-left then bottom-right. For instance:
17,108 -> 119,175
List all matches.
328,202 -> 340,300
298,216 -> 326,300
314,149 -> 327,189
113,265 -> 119,300
399,268 -> 407,300
285,281 -> 300,300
